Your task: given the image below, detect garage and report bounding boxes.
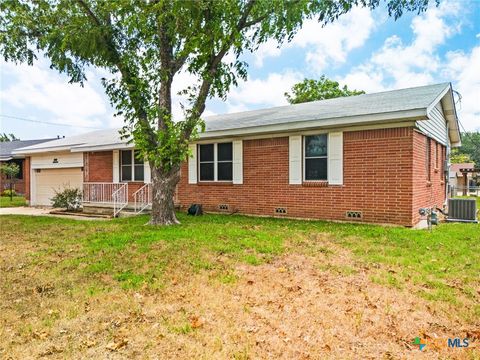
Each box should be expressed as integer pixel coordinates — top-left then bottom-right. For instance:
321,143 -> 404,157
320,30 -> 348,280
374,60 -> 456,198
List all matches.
33,168 -> 83,206
29,151 -> 84,206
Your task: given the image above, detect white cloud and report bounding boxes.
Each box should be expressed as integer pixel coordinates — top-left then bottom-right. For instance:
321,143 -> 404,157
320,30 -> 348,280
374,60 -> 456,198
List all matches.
254,40 -> 282,67
296,7 -> 376,72
340,67 -> 386,93
253,7 -> 377,72
0,60 -> 110,133
443,47 -> 480,131
226,71 -> 303,111
366,2 -> 461,88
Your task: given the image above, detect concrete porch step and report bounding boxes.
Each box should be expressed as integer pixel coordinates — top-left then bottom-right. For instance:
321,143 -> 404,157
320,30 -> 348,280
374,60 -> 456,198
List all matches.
82,202 -> 180,218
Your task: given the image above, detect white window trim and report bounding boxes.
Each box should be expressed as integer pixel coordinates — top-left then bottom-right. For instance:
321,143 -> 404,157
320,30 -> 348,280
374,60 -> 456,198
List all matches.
120,149 -> 144,182
198,142 -> 233,182
303,134 -> 328,182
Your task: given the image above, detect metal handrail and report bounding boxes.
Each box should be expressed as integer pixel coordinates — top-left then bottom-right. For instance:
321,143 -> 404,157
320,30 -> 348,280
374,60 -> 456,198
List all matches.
113,183 -> 128,217
133,183 -> 151,214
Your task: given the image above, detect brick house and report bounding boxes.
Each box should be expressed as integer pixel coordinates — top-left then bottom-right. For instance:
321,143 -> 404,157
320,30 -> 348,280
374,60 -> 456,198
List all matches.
0,138 -> 54,196
14,83 -> 461,226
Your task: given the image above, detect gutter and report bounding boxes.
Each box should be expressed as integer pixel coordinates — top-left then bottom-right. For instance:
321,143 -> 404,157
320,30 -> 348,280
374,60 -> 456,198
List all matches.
12,145 -> 82,156
70,143 -> 132,152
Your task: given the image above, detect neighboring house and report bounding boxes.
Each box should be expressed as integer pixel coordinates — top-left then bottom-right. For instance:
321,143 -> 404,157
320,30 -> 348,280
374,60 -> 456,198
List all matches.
14,83 -> 461,226
449,163 -> 476,194
0,138 -> 55,196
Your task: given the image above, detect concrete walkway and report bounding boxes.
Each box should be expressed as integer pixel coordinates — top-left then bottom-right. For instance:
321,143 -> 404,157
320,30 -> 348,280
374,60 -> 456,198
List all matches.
0,207 -> 107,220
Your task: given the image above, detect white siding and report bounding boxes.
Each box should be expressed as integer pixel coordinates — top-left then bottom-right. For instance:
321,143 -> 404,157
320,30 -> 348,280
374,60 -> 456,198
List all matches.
31,152 -> 83,169
417,102 -> 448,145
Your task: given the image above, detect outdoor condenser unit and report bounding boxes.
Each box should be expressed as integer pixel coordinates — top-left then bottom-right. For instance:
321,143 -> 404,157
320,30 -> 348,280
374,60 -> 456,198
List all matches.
447,198 -> 478,223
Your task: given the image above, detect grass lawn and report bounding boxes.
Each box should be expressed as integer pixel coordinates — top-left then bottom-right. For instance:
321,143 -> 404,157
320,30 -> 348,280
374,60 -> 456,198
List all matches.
0,213 -> 478,358
0,195 -> 26,208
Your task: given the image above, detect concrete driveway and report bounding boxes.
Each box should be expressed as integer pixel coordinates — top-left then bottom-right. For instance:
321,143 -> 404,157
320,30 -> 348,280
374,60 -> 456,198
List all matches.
0,207 -> 106,220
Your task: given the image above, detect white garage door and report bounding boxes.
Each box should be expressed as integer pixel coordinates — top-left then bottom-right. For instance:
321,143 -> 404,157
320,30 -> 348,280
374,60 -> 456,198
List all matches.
34,168 -> 83,206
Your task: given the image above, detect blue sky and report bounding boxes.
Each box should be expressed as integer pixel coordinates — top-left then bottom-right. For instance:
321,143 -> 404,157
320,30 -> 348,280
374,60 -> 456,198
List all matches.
1,1 -> 479,140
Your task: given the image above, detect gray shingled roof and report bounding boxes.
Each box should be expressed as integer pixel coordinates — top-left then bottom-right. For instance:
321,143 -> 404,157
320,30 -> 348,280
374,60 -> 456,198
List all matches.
204,83 -> 450,132
0,139 -> 56,160
14,83 -> 454,154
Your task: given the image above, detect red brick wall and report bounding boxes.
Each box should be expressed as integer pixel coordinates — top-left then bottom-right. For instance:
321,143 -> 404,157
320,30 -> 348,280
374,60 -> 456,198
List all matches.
412,131 -> 447,225
84,151 -> 113,182
177,127 -> 419,226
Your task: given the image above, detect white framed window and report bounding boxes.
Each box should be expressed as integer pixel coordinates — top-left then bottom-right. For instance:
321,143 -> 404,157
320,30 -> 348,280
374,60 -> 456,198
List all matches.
120,149 -> 144,182
198,142 -> 233,181
303,134 -> 328,181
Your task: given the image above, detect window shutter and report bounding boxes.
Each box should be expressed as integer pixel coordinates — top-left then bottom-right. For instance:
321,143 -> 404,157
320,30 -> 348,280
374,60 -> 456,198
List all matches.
144,161 -> 151,183
112,150 -> 120,183
188,143 -> 197,184
289,135 -> 302,184
328,132 -> 343,185
232,140 -> 243,184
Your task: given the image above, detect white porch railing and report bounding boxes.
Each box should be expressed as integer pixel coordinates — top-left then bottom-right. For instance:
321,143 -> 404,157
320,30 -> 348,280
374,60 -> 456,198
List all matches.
113,183 -> 128,217
83,183 -> 127,204
134,183 -> 152,214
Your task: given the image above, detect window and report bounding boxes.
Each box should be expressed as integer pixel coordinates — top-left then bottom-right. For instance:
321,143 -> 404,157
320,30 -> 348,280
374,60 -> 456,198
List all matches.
120,150 -> 144,182
304,134 -> 328,181
199,144 -> 214,181
199,142 -> 232,181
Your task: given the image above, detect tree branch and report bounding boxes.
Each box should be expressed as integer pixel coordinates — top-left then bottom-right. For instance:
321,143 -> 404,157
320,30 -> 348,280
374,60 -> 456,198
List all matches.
75,0 -> 155,141
182,0 -> 258,140
75,0 -> 102,27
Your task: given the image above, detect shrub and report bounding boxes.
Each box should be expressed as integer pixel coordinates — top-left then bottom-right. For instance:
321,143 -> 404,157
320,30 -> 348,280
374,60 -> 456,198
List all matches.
51,187 -> 82,211
2,189 -> 16,197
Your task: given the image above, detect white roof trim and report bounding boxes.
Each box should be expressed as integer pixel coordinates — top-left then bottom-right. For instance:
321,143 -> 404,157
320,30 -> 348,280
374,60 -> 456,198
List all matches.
13,145 -> 78,155
70,143 -> 132,152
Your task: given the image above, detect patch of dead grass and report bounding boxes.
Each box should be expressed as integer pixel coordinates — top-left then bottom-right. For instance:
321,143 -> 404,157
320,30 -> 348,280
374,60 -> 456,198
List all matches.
2,250 -> 478,359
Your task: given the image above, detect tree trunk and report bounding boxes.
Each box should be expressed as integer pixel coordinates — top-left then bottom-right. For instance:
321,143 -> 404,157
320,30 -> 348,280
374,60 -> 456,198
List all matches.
149,165 -> 181,225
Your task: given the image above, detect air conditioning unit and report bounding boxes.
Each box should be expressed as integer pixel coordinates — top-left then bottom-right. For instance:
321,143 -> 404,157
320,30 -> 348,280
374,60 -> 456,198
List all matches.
447,198 -> 478,223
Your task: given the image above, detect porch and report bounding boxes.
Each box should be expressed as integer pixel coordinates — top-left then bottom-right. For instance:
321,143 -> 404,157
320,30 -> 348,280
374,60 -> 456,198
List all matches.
82,182 -> 152,217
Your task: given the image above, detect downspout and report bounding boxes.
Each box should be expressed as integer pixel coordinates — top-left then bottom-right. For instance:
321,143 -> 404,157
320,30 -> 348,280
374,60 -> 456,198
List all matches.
445,120 -> 451,204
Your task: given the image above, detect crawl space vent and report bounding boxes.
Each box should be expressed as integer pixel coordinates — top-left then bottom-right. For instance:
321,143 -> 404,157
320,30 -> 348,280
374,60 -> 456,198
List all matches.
275,207 -> 287,215
346,211 -> 362,219
218,204 -> 229,211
